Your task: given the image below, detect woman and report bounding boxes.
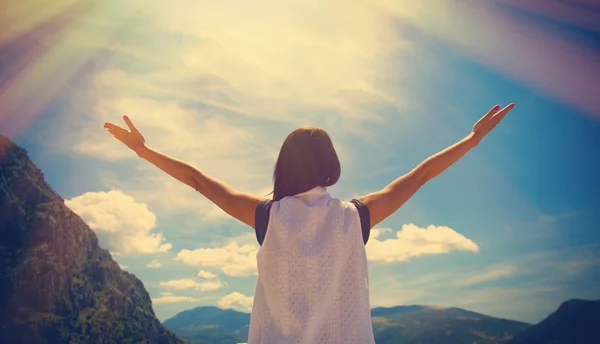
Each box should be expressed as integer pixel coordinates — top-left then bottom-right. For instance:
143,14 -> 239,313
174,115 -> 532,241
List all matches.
104,103 -> 514,343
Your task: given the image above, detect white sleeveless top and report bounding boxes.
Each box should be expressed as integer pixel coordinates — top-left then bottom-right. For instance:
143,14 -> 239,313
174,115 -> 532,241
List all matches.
247,186 -> 375,344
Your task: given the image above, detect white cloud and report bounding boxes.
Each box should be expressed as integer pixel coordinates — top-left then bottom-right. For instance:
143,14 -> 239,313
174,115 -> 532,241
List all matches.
453,264 -> 518,287
159,278 -> 198,290
174,234 -> 258,277
198,270 -> 218,279
218,292 -> 254,313
146,259 -> 163,269
152,292 -> 207,305
366,224 -> 479,263
159,276 -> 227,291
370,228 -> 392,240
65,190 -> 172,254
196,279 -> 227,292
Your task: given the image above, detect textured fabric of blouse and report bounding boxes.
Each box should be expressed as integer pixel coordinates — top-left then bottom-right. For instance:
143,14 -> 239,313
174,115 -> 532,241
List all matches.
247,186 -> 375,344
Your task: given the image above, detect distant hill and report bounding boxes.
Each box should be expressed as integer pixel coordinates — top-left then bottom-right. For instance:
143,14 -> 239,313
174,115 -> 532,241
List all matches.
371,305 -> 530,344
163,306 -> 251,344
508,299 -> 600,344
163,304 -> 530,344
0,135 -> 183,343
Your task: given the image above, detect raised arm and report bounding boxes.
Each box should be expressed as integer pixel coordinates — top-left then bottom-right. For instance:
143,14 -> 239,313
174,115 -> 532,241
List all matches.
358,103 -> 515,228
104,116 -> 261,228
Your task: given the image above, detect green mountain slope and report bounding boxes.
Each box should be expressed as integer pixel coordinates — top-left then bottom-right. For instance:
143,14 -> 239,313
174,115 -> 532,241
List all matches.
163,306 -> 250,344
0,136 -> 183,344
371,305 -> 530,344
508,299 -> 600,344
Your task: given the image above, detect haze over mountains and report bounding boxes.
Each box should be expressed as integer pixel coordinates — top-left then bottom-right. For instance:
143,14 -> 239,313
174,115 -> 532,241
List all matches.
1,135 -> 598,344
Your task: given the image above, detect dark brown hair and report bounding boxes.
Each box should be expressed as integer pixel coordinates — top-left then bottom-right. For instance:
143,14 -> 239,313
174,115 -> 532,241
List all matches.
271,126 -> 341,201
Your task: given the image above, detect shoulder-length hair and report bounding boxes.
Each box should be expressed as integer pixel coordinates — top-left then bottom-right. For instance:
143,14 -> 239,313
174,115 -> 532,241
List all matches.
271,126 -> 341,201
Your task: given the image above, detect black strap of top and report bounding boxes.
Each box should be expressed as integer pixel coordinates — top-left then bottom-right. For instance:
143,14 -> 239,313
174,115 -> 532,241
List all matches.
255,199 -> 273,246
254,198 -> 371,246
350,198 -> 371,245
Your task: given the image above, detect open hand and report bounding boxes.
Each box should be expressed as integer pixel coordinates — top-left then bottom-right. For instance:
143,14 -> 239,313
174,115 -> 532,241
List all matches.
472,103 -> 515,140
104,115 -> 146,154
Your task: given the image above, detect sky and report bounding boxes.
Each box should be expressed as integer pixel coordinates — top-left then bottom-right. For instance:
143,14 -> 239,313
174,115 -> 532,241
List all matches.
1,0 -> 599,324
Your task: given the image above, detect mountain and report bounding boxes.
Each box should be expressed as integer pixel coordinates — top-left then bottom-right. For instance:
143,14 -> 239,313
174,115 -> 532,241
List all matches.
508,299 -> 600,344
163,306 -> 251,344
163,304 -> 530,344
370,305 -> 530,344
0,135 -> 183,343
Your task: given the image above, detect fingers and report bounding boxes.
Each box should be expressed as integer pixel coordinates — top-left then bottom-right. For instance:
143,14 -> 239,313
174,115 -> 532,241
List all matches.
103,122 -> 129,142
477,104 -> 499,124
104,122 -> 127,133
104,122 -> 123,130
491,103 -> 515,122
485,104 -> 501,118
122,115 -> 140,134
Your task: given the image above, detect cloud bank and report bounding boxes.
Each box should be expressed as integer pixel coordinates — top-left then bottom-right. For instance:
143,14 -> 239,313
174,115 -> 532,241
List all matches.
173,233 -> 258,276
218,292 -> 254,313
65,190 -> 172,254
366,224 -> 479,263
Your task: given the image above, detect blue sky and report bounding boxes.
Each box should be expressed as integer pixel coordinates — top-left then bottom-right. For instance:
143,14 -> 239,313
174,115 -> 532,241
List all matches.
2,0 -> 599,323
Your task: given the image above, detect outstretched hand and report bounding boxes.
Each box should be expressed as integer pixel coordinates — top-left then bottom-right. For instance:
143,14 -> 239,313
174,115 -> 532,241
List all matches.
472,103 -> 515,141
104,116 -> 146,154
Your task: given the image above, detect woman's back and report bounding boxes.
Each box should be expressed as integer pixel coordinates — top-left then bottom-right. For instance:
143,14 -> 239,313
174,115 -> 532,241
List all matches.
248,186 -> 375,344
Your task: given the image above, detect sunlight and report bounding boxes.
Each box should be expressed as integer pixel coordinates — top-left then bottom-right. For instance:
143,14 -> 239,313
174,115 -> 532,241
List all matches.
379,0 -> 600,121
0,1 -> 131,137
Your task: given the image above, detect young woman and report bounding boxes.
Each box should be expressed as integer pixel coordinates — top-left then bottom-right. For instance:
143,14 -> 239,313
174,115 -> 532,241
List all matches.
104,103 -> 514,344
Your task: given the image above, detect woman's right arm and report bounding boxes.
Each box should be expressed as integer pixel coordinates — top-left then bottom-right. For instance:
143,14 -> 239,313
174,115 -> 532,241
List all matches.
104,116 -> 261,228
358,103 -> 514,228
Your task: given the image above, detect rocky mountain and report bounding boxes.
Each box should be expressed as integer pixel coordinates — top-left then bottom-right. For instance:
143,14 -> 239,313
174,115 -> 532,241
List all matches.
508,299 -> 600,344
0,135 -> 183,343
163,304 -> 530,344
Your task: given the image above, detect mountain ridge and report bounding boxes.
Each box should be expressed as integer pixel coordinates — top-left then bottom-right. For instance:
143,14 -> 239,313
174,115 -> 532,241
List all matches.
163,304 -> 531,344
165,300 -> 600,344
508,298 -> 600,344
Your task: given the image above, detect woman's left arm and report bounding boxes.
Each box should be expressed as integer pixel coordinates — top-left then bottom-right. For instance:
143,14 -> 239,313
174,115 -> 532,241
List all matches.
104,116 -> 261,228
